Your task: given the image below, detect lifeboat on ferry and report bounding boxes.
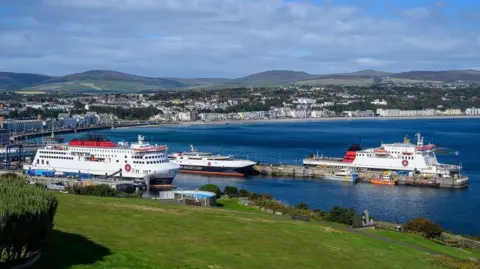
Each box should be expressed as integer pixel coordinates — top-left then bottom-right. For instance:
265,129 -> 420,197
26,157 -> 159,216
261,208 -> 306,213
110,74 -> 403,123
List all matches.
374,148 -> 388,155
415,144 -> 436,151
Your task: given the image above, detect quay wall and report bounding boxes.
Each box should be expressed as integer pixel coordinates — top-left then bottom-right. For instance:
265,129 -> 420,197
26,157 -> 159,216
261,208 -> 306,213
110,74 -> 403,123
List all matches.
254,164 -> 468,189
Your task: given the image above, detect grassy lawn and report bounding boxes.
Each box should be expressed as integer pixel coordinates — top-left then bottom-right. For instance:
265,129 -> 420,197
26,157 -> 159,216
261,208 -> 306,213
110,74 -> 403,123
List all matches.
216,198 -> 262,212
32,194 -> 464,269
370,229 -> 480,260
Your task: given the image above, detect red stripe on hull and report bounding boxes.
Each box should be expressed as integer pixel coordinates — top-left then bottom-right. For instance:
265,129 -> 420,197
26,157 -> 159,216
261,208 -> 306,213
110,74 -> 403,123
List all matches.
179,170 -> 245,177
149,184 -> 176,189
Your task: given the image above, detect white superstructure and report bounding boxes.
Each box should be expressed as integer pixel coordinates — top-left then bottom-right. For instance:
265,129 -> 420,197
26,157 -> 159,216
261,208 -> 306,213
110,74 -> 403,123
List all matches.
24,134 -> 179,184
168,145 -> 256,177
304,133 -> 462,177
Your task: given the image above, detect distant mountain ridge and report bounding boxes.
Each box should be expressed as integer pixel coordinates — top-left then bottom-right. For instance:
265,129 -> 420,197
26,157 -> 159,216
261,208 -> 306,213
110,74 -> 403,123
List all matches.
1,69 -> 479,93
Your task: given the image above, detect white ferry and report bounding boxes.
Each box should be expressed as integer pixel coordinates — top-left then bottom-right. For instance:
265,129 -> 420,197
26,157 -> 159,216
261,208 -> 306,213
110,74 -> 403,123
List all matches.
168,145 -> 256,177
23,134 -> 179,187
304,133 -> 463,178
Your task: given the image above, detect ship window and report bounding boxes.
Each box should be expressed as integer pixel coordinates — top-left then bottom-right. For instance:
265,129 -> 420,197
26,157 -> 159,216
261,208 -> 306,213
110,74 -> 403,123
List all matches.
46,161 -> 49,165
41,159 -> 44,164
117,160 -> 119,163
125,160 -> 127,163
37,159 -> 39,164
125,156 -> 127,159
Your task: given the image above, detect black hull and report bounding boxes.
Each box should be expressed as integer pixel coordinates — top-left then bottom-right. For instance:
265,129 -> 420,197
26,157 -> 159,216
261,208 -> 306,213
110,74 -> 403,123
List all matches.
179,164 -> 256,177
149,177 -> 174,186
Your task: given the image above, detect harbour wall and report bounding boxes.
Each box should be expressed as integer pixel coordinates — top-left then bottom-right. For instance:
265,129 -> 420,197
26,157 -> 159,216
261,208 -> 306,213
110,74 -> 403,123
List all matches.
254,164 -> 468,189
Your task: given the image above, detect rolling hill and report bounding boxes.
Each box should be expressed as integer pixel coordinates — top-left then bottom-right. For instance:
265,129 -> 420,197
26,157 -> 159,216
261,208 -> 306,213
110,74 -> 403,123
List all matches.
0,72 -> 52,90
2,68 -> 480,93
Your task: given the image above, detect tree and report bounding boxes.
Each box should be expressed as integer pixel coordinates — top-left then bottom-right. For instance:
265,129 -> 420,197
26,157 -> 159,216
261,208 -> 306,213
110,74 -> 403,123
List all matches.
403,218 -> 442,239
0,174 -> 58,264
199,184 -> 222,198
223,186 -> 238,197
295,202 -> 309,210
324,206 -> 356,225
238,189 -> 250,197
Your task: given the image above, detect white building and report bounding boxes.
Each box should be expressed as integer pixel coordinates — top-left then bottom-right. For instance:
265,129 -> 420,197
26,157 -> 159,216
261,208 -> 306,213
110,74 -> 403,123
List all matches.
376,109 -> 435,117
3,120 -> 44,133
466,107 -> 480,115
371,99 -> 388,106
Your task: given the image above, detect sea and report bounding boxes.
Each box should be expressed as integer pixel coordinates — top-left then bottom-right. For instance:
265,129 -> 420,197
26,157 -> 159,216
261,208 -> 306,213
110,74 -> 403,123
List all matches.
62,118 -> 480,235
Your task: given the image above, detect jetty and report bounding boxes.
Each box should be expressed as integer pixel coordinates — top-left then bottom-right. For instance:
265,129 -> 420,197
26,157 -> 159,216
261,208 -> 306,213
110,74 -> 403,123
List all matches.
254,164 -> 469,189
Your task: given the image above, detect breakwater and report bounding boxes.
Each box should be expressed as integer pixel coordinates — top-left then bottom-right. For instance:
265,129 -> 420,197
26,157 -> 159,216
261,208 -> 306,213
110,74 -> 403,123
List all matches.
254,164 -> 468,189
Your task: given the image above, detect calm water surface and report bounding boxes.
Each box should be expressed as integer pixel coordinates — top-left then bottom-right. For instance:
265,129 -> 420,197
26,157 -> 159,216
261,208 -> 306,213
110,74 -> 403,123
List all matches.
63,119 -> 480,235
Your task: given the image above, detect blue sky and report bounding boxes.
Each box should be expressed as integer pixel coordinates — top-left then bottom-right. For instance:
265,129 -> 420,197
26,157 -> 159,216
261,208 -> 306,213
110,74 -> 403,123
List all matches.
0,0 -> 479,78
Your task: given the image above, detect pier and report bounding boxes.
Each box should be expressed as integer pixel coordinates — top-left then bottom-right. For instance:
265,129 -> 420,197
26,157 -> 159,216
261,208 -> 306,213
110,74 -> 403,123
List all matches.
254,164 -> 469,189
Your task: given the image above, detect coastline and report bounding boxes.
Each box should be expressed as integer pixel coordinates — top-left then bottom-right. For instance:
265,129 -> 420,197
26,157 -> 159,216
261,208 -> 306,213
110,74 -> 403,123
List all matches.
117,115 -> 480,129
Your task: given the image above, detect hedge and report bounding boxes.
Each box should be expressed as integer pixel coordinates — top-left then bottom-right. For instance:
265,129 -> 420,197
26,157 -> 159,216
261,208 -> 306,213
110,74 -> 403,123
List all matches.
0,174 -> 58,264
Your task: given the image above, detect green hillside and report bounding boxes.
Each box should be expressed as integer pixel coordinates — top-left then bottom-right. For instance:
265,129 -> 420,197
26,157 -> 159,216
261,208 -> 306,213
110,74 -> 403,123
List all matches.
31,194 -> 479,269
4,68 -> 480,93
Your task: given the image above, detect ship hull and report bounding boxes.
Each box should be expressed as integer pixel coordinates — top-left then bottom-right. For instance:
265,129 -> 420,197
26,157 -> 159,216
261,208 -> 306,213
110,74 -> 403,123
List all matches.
178,164 -> 255,177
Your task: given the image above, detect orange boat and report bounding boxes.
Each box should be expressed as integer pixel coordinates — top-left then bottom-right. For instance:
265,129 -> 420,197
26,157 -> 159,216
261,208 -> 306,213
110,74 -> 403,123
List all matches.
370,178 -> 398,186
370,172 -> 398,186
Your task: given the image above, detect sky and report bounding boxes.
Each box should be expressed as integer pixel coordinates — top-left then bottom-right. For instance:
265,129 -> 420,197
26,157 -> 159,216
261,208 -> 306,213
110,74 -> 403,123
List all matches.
0,0 -> 480,78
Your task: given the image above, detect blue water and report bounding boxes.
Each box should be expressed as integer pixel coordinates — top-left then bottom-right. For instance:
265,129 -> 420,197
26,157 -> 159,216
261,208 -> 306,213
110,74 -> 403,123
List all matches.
61,119 -> 480,235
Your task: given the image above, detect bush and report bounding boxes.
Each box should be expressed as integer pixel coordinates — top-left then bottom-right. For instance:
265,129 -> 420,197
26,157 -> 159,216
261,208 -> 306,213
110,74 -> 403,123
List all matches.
324,206 -> 356,225
262,193 -> 273,200
238,189 -> 249,197
403,217 -> 442,239
223,186 -> 238,197
0,174 -> 58,264
199,184 -> 222,198
71,184 -> 116,197
295,202 -> 309,210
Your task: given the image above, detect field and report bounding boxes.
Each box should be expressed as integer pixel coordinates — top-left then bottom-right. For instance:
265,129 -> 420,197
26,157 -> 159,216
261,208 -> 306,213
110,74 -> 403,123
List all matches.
32,194 -> 479,269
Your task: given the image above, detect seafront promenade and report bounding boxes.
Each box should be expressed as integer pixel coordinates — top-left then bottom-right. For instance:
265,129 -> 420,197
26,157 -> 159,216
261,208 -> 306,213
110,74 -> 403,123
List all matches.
132,115 -> 480,128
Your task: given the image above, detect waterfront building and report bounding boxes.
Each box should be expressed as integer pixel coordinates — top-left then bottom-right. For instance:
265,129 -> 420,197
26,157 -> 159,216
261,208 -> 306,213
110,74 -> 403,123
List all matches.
3,120 -> 44,133
0,129 -> 10,145
466,107 -> 480,115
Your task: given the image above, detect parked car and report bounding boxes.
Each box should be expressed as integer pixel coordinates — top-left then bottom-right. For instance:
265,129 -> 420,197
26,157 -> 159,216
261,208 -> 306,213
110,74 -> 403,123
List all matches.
46,182 -> 66,191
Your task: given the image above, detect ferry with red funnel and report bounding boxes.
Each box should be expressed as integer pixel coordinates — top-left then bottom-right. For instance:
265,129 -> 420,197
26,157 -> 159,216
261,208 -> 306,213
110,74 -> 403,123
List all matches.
304,133 -> 465,179
24,134 -> 179,187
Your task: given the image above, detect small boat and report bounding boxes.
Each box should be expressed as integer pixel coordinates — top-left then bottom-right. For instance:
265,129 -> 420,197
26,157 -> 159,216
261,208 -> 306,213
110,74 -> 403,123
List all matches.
370,172 -> 398,186
324,169 -> 358,182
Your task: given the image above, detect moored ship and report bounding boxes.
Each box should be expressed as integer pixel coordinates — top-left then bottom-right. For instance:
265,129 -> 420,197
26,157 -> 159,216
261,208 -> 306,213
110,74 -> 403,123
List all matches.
23,134 -> 179,187
304,133 -> 465,179
168,145 -> 256,177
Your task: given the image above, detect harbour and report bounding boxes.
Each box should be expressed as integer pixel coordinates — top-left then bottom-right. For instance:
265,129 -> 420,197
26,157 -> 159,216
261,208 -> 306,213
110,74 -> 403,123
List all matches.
3,118 -> 480,234
254,164 -> 469,188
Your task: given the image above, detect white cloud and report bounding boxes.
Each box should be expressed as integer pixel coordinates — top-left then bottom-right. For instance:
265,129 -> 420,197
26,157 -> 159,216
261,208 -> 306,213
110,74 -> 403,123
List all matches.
355,58 -> 396,67
0,1 -> 478,77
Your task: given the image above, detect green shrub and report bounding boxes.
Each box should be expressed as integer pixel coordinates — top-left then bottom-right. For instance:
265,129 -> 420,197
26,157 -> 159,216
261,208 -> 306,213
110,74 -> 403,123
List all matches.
324,206 -> 356,225
223,186 -> 238,197
238,189 -> 249,197
403,217 -> 443,239
199,184 -> 222,198
295,202 -> 309,210
0,174 -> 58,264
71,184 -> 116,197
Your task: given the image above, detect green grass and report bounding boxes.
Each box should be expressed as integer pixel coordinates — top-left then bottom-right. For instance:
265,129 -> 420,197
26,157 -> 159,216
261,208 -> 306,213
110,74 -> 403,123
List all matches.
32,194 -> 467,269
216,198 -> 262,212
370,229 -> 480,260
